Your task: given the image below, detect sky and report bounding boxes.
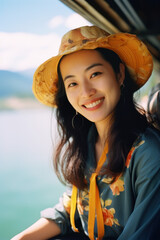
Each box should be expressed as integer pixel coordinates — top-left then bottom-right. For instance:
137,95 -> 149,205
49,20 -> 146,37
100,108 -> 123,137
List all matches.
0,0 -> 91,72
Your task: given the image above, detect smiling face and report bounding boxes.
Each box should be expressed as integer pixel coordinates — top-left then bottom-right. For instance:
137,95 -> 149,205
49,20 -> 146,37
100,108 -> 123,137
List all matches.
60,49 -> 124,126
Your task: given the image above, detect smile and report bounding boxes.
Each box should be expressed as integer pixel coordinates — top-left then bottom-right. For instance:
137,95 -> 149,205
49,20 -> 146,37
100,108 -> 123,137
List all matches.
83,98 -> 104,109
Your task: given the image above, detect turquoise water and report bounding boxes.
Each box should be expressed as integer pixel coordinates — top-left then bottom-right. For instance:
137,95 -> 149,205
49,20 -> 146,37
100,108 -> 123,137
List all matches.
0,108 -> 66,240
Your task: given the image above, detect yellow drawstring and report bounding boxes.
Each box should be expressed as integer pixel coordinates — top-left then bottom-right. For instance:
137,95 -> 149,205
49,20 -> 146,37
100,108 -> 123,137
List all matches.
70,143 -> 108,240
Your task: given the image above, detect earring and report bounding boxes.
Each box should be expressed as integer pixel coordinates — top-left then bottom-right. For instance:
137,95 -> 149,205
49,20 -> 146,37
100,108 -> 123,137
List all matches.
72,111 -> 84,130
120,83 -> 125,91
72,111 -> 78,129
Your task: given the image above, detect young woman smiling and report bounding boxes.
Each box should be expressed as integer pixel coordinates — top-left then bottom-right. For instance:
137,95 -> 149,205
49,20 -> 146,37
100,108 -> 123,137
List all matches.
11,26 -> 160,240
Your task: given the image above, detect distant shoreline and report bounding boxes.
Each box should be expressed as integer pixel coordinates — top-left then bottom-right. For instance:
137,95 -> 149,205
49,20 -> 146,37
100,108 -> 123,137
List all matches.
0,95 -> 149,111
0,97 -> 46,111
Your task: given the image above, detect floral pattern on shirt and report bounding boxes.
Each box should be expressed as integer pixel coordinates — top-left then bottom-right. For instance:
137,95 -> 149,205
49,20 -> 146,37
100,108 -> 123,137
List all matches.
77,190 -> 89,214
77,190 -> 119,227
101,199 -> 120,226
110,177 -> 124,196
62,139 -> 146,230
62,192 -> 71,214
102,176 -> 125,196
125,140 -> 145,168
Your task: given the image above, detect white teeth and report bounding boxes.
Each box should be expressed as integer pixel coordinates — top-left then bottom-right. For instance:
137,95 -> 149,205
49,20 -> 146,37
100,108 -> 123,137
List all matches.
84,99 -> 102,108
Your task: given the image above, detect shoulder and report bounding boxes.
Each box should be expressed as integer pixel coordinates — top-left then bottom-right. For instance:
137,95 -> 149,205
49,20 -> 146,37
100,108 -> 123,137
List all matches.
139,127 -> 160,153
126,127 -> 160,170
134,126 -> 160,154
125,127 -> 160,198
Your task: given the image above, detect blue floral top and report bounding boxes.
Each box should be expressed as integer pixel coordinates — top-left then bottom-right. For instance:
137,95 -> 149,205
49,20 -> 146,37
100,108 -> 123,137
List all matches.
41,126 -> 160,239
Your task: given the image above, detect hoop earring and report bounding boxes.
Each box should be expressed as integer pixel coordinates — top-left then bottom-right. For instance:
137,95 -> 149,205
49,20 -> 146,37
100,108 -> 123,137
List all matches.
120,83 -> 125,91
72,111 -> 84,130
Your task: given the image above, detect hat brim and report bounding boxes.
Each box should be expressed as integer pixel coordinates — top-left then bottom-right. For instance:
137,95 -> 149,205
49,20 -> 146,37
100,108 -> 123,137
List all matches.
33,33 -> 153,107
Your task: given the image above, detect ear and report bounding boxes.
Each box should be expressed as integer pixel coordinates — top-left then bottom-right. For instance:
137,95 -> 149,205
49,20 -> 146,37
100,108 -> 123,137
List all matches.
118,63 -> 125,86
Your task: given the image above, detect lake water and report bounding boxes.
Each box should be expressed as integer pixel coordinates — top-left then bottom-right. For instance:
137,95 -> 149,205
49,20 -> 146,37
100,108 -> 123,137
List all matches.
0,108 -> 66,240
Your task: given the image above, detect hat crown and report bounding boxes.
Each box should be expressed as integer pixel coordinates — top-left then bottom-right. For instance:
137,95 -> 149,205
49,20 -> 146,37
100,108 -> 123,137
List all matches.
59,25 -> 110,54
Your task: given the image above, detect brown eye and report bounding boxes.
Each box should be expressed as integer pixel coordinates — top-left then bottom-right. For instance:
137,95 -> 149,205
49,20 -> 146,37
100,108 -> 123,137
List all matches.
90,72 -> 101,79
68,82 -> 77,88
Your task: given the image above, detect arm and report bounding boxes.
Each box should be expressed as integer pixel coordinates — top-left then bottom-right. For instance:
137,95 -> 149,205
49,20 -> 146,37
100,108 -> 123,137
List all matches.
11,188 -> 75,240
10,218 -> 61,240
118,128 -> 160,239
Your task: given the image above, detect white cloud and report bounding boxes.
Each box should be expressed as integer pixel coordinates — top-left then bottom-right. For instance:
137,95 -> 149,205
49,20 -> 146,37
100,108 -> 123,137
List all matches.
65,13 -> 91,29
48,13 -> 91,30
0,13 -> 92,72
0,32 -> 61,71
48,15 -> 65,28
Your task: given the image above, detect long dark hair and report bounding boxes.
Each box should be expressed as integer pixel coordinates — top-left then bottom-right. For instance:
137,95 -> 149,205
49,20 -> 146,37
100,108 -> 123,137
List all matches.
53,48 -> 150,189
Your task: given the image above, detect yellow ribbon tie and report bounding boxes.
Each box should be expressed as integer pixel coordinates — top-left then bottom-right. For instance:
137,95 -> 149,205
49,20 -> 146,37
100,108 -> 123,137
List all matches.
70,143 -> 108,239
70,185 -> 79,232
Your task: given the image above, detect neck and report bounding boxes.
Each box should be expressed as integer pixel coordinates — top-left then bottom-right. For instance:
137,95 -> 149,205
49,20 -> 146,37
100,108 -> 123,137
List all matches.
95,113 -> 113,148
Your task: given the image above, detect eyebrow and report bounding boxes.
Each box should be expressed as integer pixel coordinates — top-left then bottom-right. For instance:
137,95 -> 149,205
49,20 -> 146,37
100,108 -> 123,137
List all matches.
63,63 -> 103,82
63,75 -> 75,82
85,63 -> 103,72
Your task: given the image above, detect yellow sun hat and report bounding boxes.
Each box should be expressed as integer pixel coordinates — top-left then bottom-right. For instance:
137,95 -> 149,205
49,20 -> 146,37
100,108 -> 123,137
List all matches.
33,25 -> 153,107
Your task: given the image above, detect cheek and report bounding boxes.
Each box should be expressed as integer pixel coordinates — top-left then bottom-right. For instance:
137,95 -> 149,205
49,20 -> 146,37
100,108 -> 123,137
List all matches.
66,92 -> 77,108
109,75 -> 121,92
106,81 -> 121,104
99,73 -> 118,90
103,79 -> 120,95
112,84 -> 121,99
66,92 -> 71,103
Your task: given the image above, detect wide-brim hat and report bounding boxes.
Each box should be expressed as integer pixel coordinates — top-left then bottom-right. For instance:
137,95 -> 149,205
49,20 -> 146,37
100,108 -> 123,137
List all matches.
33,25 -> 153,107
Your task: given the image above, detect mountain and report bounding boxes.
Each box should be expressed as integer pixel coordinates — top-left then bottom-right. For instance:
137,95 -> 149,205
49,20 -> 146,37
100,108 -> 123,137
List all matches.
0,70 -> 34,98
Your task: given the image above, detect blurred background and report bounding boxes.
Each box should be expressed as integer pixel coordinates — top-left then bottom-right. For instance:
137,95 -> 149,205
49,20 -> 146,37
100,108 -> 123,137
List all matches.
1,0 -> 160,239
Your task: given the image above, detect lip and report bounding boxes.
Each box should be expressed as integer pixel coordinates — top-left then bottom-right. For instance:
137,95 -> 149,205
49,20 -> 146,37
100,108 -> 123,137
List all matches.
82,97 -> 104,111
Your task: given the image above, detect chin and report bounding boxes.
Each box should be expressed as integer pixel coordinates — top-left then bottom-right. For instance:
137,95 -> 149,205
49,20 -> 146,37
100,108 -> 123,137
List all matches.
87,116 -> 107,123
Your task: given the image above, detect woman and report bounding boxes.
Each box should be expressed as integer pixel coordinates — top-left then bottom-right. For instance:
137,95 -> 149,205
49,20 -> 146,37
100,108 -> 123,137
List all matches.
11,26 -> 160,240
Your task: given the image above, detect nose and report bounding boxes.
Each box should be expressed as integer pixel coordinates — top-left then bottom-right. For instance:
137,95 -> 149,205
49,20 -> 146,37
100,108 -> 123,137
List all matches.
80,79 -> 96,98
